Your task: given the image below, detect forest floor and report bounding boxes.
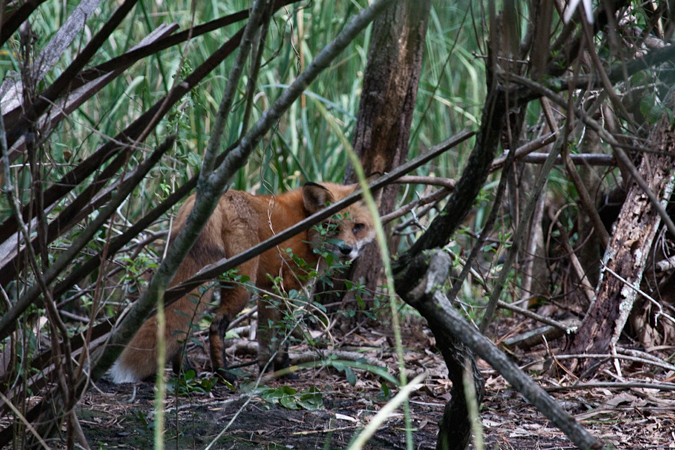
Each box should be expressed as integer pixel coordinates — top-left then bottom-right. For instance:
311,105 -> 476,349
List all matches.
79,315 -> 675,449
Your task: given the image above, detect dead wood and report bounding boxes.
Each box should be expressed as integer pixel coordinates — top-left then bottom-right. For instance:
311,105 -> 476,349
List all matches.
225,341 -> 387,369
4,0 -> 141,148
403,251 -> 603,450
502,319 -> 581,351
564,108 -> 675,376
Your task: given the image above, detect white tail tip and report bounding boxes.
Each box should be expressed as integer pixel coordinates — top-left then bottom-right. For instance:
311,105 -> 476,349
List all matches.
108,360 -> 142,384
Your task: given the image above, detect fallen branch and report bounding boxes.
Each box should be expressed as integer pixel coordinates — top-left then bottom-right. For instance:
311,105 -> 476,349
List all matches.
502,321 -> 580,351
553,353 -> 675,373
497,301 -> 580,333
405,251 -> 603,450
545,381 -> 675,393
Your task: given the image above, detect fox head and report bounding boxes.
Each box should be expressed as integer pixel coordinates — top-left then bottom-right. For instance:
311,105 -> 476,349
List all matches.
303,182 -> 376,261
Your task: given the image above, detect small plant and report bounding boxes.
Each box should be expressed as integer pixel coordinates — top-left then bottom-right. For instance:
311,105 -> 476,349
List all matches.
259,385 -> 324,411
166,370 -> 217,396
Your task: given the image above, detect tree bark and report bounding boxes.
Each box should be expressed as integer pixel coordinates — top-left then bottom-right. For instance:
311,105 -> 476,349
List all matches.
341,0 -> 431,300
564,112 -> 675,377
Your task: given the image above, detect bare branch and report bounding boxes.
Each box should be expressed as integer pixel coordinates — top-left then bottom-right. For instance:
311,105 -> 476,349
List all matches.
407,252 -> 603,450
0,136 -> 175,341
163,131 -> 474,308
509,73 -> 675,240
91,0 -> 402,381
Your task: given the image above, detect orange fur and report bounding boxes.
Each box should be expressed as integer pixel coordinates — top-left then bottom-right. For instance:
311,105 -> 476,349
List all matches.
110,182 -> 375,383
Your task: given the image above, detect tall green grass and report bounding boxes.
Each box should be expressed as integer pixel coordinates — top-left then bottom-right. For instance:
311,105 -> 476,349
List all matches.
0,0 -> 495,332
4,0 -> 483,187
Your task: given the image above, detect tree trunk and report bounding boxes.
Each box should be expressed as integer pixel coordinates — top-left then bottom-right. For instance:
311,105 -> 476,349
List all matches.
564,113 -> 675,377
340,0 -> 431,301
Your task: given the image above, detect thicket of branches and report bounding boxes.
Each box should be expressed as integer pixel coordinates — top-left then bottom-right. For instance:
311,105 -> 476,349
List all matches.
1,0 -> 675,449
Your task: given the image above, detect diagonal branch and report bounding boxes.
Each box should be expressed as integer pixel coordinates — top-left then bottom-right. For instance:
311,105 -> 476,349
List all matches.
4,0 -> 140,147
90,0 -> 400,382
162,132 -> 474,307
508,73 -> 675,240
0,136 -> 175,341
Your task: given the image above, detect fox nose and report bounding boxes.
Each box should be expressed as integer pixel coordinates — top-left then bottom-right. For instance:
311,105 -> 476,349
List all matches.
339,245 -> 353,256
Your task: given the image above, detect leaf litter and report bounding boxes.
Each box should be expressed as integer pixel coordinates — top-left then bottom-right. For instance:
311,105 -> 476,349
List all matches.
75,314 -> 674,449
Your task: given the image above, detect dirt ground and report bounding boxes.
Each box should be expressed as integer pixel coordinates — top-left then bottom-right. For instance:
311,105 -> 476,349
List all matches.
77,317 -> 675,450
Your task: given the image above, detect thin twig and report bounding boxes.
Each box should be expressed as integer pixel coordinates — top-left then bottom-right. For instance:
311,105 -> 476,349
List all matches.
509,73 -> 675,240
553,221 -> 596,304
519,152 -> 615,166
496,301 -> 578,332
385,187 -> 450,227
479,133 -> 566,333
545,381 -> 675,392
553,353 -> 675,372
394,175 -> 456,189
601,261 -> 675,326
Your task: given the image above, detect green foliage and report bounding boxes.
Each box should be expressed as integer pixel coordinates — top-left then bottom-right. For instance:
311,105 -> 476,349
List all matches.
167,370 -> 217,395
640,93 -> 673,125
323,357 -> 398,386
259,385 -> 324,410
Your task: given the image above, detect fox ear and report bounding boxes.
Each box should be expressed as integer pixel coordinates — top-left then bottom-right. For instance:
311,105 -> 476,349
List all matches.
303,182 -> 335,214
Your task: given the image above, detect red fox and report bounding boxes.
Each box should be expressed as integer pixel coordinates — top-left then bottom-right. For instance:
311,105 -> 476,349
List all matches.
110,182 -> 375,383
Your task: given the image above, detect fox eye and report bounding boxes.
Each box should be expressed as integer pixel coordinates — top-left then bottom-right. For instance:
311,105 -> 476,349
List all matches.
353,223 -> 365,234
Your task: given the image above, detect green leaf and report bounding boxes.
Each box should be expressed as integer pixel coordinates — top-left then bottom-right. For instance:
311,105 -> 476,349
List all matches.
344,367 -> 356,386
279,395 -> 298,410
